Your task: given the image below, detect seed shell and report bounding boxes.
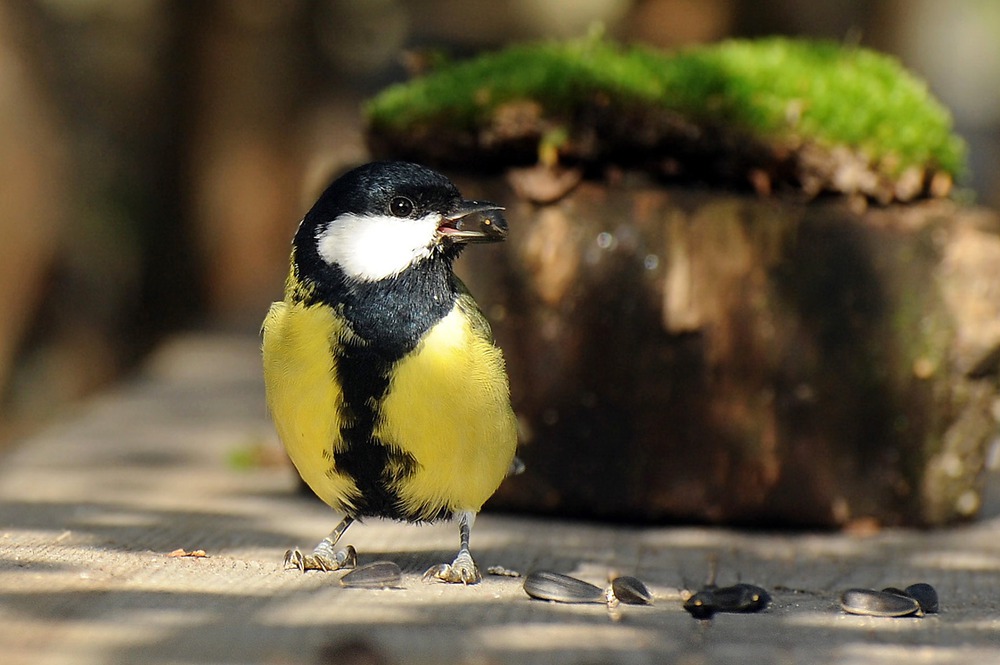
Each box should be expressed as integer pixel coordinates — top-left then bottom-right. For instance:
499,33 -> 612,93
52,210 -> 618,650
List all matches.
523,570 -> 605,603
841,588 -> 921,617
904,583 -> 939,614
713,583 -> 770,613
611,576 -> 653,605
340,561 -> 403,588
683,583 -> 771,619
683,589 -> 720,620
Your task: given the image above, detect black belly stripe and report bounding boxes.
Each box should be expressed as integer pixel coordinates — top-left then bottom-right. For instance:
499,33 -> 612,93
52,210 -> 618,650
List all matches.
297,253 -> 462,521
332,340 -> 418,520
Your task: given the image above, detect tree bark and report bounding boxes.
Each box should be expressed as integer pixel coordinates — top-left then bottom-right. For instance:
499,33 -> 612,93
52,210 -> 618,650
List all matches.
454,177 -> 1000,526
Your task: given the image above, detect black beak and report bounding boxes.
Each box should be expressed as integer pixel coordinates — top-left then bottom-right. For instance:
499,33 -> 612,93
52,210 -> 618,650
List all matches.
438,200 -> 508,244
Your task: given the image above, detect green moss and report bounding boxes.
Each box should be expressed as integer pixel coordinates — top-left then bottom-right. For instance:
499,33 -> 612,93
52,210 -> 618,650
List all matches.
366,36 -> 965,176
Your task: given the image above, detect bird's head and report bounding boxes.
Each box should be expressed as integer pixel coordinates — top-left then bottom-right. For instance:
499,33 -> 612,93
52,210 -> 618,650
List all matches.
294,161 -> 507,283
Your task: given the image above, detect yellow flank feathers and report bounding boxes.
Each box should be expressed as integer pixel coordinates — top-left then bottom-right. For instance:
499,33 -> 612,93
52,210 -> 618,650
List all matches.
376,294 -> 518,519
262,296 -> 359,511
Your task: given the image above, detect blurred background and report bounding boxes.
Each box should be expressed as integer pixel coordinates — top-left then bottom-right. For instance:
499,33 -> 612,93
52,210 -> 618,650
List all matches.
1,0 -> 999,444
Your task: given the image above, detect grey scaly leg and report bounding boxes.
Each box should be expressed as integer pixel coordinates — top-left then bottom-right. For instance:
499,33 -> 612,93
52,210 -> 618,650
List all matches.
424,511 -> 482,584
283,515 -> 357,572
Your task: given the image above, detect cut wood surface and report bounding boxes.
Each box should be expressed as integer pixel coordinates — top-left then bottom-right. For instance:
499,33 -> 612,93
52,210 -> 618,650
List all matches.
452,177 -> 1000,526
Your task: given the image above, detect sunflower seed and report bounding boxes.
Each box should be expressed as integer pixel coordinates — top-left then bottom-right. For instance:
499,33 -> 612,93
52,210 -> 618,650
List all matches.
611,576 -> 653,605
683,589 -> 720,620
904,583 -> 939,614
523,571 -> 605,603
340,561 -> 402,588
841,588 -> 921,617
683,583 -> 771,619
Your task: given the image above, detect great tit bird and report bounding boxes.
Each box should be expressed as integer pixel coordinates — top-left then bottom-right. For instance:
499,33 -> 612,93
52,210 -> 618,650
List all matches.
262,161 -> 518,584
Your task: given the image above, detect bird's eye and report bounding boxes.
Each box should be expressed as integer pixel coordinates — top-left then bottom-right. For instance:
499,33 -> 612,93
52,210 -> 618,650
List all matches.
389,196 -> 414,218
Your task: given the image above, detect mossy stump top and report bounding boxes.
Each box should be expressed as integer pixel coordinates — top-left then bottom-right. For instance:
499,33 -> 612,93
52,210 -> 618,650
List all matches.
366,36 -> 965,204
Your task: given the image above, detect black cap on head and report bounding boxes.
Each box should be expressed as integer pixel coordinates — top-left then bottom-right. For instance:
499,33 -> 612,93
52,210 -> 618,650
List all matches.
303,161 -> 462,227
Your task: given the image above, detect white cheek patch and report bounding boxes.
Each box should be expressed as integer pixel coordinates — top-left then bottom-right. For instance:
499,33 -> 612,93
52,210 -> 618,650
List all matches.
316,212 -> 441,281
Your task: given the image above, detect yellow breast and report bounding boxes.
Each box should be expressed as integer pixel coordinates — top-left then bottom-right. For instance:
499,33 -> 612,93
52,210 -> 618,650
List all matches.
376,302 -> 518,517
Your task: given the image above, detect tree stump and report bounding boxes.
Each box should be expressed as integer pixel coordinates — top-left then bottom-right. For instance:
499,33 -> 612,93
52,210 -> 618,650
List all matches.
453,177 -> 1000,526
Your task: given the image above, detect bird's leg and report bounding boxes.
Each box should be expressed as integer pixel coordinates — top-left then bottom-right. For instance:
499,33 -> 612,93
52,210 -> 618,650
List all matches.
423,511 -> 482,584
284,516 -> 357,572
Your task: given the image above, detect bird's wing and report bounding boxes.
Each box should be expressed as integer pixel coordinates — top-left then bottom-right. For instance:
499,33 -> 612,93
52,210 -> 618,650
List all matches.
453,279 -> 495,344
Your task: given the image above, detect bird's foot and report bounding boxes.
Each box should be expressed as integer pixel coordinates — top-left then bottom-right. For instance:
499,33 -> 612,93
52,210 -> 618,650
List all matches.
283,543 -> 357,573
423,549 -> 482,584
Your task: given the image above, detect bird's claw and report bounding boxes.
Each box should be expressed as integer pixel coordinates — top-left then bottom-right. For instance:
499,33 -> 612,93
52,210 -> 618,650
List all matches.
423,551 -> 482,584
283,544 -> 357,572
